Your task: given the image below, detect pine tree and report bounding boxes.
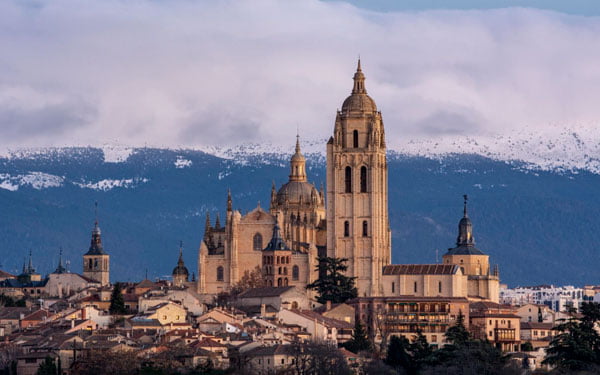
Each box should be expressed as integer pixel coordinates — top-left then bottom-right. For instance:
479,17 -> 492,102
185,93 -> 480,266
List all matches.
306,257 -> 357,304
109,282 -> 127,315
36,356 -> 57,375
344,320 -> 372,353
444,310 -> 470,347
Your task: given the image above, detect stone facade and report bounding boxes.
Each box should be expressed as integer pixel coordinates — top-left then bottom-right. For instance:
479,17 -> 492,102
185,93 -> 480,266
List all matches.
196,61 -> 500,303
326,60 -> 391,297
82,220 -> 110,286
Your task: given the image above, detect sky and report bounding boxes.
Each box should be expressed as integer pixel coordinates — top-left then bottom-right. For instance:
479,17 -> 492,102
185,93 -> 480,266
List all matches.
1,0 -> 600,150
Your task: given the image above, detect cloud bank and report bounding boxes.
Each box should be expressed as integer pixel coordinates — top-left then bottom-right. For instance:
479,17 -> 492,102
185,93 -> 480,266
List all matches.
1,0 -> 600,150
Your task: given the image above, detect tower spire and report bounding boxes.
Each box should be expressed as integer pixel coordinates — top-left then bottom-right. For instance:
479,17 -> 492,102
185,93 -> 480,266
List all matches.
27,250 -> 34,273
456,194 -> 474,247
289,134 -> 307,182
227,189 -> 232,212
352,58 -> 366,94
55,247 -> 67,274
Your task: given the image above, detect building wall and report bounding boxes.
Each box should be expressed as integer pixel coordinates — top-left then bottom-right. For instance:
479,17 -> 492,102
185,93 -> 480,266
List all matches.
381,273 -> 469,298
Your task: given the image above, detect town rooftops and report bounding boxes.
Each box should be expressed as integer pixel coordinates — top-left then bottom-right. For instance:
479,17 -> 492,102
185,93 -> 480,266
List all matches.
382,264 -> 460,275
520,322 -> 554,330
237,286 -> 295,298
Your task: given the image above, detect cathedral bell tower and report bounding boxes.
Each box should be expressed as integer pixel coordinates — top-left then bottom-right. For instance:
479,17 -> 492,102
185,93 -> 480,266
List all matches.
83,204 -> 110,286
326,60 -> 391,296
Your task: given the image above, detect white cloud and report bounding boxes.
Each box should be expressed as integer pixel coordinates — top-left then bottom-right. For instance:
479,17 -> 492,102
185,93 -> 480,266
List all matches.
1,0 -> 599,149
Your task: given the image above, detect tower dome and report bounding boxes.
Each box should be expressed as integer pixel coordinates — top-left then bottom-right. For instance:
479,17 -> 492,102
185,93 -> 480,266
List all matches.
276,136 -> 322,206
340,59 -> 377,114
172,243 -> 189,277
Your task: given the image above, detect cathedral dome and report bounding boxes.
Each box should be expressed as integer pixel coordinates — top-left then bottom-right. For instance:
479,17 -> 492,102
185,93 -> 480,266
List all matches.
341,93 -> 377,113
276,181 -> 319,206
341,59 -> 377,114
172,263 -> 189,277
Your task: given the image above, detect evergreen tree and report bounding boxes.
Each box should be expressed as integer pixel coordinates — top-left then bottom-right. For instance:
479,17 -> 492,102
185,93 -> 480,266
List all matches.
343,320 -> 372,353
444,310 -> 470,347
36,356 -> 57,375
109,282 -> 127,315
306,257 -> 357,304
543,302 -> 600,372
385,335 -> 413,373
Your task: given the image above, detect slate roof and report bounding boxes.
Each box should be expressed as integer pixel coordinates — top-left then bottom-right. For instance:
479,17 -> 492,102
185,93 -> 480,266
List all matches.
382,264 -> 460,275
445,245 -> 485,256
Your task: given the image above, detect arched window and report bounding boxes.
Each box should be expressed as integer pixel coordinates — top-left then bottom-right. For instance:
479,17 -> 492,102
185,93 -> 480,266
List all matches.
284,278 -> 289,286
292,301 -> 299,309
253,233 -> 263,250
345,166 -> 352,193
277,278 -> 282,287
362,221 -> 368,237
88,259 -> 92,270
414,281 -> 418,293
278,267 -> 282,275
292,265 -> 299,280
283,267 -> 287,275
344,221 -> 350,237
268,280 -> 273,287
438,281 -> 442,293
353,130 -> 359,148
94,259 -> 98,269
360,166 -> 367,192
216,266 -> 224,281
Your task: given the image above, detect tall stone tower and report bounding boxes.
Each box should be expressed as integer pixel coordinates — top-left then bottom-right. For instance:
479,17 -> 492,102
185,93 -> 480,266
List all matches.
326,60 -> 391,296
83,208 -> 110,286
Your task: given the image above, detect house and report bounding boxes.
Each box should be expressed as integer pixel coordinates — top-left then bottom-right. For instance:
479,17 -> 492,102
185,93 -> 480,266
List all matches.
314,302 -> 355,325
20,309 -> 55,329
244,344 -> 297,375
196,308 -> 246,334
235,286 -> 310,313
516,303 -> 555,324
520,322 -> 556,348
277,309 -> 354,345
16,351 -> 58,375
136,301 -> 187,325
470,301 -> 521,352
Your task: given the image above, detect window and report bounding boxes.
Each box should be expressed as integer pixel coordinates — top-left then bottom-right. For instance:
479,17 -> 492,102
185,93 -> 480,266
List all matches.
253,233 -> 263,250
284,278 -> 288,286
362,220 -> 368,237
345,166 -> 352,193
432,335 -> 438,342
438,281 -> 442,293
283,267 -> 287,275
277,278 -> 282,287
414,281 -> 417,293
94,259 -> 98,269
292,265 -> 299,280
353,130 -> 359,148
216,266 -> 224,281
344,221 -> 350,237
360,166 -> 367,192
391,282 -> 395,293
281,359 -> 285,364
88,259 -> 92,269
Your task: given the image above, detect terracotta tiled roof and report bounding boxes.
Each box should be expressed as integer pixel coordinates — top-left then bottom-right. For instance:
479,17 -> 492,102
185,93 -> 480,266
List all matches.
237,286 -> 295,298
382,264 -> 460,275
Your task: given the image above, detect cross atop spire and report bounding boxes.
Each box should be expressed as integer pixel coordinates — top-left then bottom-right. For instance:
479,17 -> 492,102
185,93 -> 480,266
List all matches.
55,247 -> 67,274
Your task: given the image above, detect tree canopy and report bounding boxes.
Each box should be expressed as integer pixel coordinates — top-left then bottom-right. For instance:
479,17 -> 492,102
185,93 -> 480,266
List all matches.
306,256 -> 357,304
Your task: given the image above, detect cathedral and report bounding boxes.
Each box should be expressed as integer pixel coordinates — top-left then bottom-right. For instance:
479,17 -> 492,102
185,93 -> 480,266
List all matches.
197,61 -> 499,302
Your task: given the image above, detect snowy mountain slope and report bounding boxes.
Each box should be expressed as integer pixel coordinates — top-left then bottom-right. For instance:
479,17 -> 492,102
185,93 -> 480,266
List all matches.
0,144 -> 599,286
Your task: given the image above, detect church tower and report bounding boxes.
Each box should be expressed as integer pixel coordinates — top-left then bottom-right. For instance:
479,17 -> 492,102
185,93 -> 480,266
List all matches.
83,205 -> 110,286
326,60 -> 391,296
172,241 -> 190,287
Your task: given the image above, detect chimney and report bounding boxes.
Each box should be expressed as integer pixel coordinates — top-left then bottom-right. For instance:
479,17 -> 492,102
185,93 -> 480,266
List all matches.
326,301 -> 332,311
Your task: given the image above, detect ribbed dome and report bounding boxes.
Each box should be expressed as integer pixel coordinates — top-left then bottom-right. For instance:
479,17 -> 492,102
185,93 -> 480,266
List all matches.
276,181 -> 319,205
341,94 -> 377,113
172,263 -> 189,277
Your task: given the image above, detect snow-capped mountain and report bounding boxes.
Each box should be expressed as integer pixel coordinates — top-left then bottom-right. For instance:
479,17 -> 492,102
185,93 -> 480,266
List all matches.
1,132 -> 599,286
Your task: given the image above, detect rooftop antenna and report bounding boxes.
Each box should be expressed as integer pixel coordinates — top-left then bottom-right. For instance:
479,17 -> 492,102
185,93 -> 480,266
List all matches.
94,201 -> 99,225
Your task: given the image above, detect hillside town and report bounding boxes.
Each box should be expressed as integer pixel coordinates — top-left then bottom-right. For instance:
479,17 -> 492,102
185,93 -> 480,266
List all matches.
1,62 -> 600,375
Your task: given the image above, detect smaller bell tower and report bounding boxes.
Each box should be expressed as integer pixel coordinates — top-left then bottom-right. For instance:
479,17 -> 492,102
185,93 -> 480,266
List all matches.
83,203 -> 110,286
